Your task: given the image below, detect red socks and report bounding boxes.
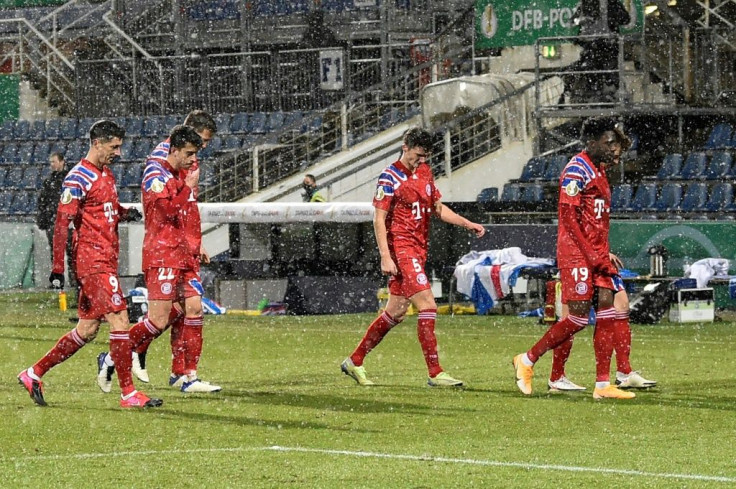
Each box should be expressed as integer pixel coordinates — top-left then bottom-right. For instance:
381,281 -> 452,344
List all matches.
129,317 -> 164,351
593,307 -> 616,382
33,328 -> 87,377
613,311 -> 632,374
550,336 -> 574,382
182,316 -> 204,375
350,311 -> 399,366
417,309 -> 442,378
527,314 -> 588,363
109,331 -> 135,396
170,313 -> 186,376
135,306 -> 181,355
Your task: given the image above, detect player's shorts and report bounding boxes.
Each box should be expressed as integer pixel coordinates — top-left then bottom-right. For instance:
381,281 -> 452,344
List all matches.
145,267 -> 204,302
77,272 -> 127,320
388,251 -> 431,298
560,267 -> 625,303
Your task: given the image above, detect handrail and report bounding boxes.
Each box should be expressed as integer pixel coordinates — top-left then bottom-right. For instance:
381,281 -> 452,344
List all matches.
102,10 -> 154,60
48,1 -> 111,38
0,18 -> 73,70
37,0 -> 81,24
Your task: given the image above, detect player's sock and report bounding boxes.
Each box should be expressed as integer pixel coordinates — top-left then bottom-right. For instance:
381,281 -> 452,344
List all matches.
417,309 -> 442,378
170,313 -> 186,376
183,316 -> 204,375
527,315 -> 588,363
109,330 -> 135,397
135,314 -> 174,355
550,336 -> 574,382
613,311 -> 632,375
129,317 -> 164,351
350,311 -> 400,366
32,328 -> 88,377
593,307 -> 617,383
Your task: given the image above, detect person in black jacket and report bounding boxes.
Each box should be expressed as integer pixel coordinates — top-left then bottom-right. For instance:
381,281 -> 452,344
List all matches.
36,152 -> 77,289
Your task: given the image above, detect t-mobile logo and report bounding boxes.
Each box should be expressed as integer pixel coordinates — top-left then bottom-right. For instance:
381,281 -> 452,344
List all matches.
104,202 -> 117,223
594,199 -> 605,219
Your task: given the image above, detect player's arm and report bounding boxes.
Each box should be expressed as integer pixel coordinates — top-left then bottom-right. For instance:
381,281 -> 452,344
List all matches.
559,203 -> 616,276
152,179 -> 194,214
118,205 -> 142,222
373,208 -> 397,275
49,206 -> 75,288
434,201 -> 486,237
200,244 -> 210,264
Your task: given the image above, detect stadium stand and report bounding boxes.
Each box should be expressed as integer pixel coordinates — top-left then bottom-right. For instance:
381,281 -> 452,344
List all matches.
476,187 -> 498,202
704,123 -> 733,150
518,157 -> 547,183
500,183 -> 522,203
679,152 -> 708,180
704,151 -> 732,180
705,182 -> 734,212
678,183 -> 708,212
652,183 -> 683,212
611,184 -> 633,211
652,153 -> 683,180
629,183 -> 658,212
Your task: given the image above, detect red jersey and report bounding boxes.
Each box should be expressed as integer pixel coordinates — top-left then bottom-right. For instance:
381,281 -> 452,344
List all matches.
140,145 -> 193,270
150,139 -> 201,257
556,151 -> 611,268
372,160 -> 441,259
52,159 -> 123,278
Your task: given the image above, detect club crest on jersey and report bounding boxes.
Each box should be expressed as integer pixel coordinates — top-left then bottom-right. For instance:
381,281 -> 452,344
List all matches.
375,187 -> 385,201
417,273 -> 428,285
425,183 -> 431,196
575,282 -> 588,295
150,178 -> 165,193
60,188 -> 73,204
161,282 -> 173,295
565,181 -> 580,197
111,293 -> 123,306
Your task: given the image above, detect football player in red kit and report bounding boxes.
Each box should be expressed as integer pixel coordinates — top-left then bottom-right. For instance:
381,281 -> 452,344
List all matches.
18,120 -> 161,409
341,127 -> 485,387
513,117 -> 637,400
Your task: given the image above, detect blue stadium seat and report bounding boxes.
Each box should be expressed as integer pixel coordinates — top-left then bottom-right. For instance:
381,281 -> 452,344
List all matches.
119,139 -> 135,162
64,140 -> 85,163
118,188 -> 136,204
125,117 -> 144,138
500,183 -> 521,202
267,111 -> 286,132
654,153 -> 683,180
49,141 -> 68,159
45,118 -> 61,139
1,142 -> 19,163
705,183 -> 733,212
29,120 -> 45,140
283,111 -> 303,129
247,112 -> 268,134
142,117 -> 164,138
542,155 -> 568,181
652,183 -> 682,212
214,113 -> 231,135
121,164 -> 143,188
0,188 -> 12,215
9,190 -> 31,215
32,141 -> 51,164
229,113 -> 248,134
704,151 -> 732,180
17,141 -> 35,163
476,187 -> 498,202
187,0 -> 240,20
77,118 -> 97,138
629,183 -> 657,212
704,123 -> 733,150
21,166 -> 40,190
518,157 -> 547,182
678,183 -> 707,212
0,167 -> 6,187
59,118 -> 78,139
3,167 -> 23,189
611,184 -> 633,211
0,120 -> 14,141
110,164 -> 124,183
14,120 -> 30,139
221,135 -> 243,151
679,152 -> 707,180
162,115 -> 179,130
133,138 -> 154,161
521,184 -> 544,202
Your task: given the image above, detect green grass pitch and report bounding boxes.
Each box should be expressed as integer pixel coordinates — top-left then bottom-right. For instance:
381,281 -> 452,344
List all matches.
1,291 -> 735,488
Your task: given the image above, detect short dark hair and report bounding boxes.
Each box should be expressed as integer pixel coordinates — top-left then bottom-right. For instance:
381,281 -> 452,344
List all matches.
305,174 -> 316,183
89,120 -> 125,144
580,117 -> 620,142
403,127 -> 434,151
169,125 -> 203,150
50,152 -> 64,161
183,110 -> 217,134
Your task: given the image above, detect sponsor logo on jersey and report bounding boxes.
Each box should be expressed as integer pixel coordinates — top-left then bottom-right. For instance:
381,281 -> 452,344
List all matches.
425,183 -> 431,196
161,282 -> 173,295
150,178 -> 165,193
565,181 -> 580,197
575,282 -> 588,295
417,273 -> 428,285
375,187 -> 385,200
111,293 -> 122,306
60,188 -> 73,204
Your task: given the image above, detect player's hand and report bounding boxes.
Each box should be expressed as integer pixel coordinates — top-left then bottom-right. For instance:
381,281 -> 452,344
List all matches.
200,246 -> 210,264
49,272 -> 64,290
466,222 -> 486,238
380,255 -> 398,276
185,168 -> 200,189
609,252 -> 624,271
123,207 -> 143,222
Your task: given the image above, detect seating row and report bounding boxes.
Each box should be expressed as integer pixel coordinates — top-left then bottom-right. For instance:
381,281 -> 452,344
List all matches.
705,123 -> 736,150
652,151 -> 734,181
613,182 -> 735,213
0,111 -> 306,143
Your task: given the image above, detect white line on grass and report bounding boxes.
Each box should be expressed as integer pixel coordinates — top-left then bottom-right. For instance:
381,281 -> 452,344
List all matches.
3,446 -> 735,484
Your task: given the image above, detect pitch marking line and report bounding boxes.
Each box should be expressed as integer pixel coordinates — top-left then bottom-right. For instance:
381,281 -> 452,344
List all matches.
2,446 -> 735,483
